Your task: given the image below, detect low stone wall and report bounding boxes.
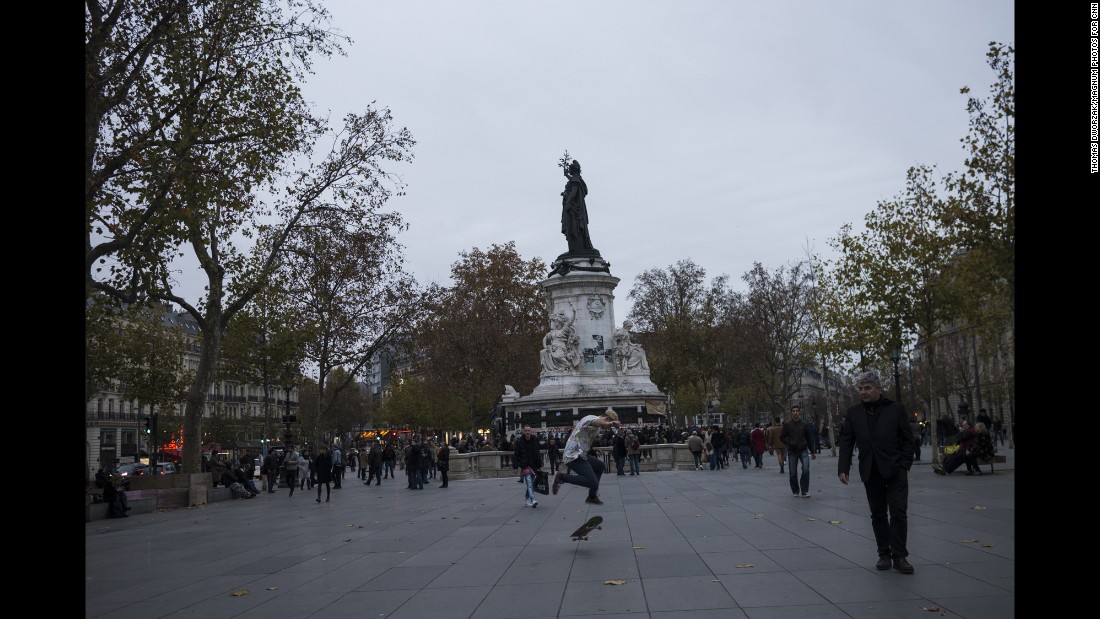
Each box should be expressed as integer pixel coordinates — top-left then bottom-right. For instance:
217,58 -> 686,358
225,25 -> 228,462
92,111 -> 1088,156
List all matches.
86,445 -> 703,520
444,444 -> 699,479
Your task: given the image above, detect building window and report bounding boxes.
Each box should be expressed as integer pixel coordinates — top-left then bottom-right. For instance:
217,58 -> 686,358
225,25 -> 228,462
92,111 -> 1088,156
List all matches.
100,429 -> 116,447
97,399 -> 103,413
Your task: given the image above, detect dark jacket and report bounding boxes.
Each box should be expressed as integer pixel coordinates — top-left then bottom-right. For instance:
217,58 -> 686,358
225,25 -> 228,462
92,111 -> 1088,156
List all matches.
367,446 -> 384,469
612,434 -> 627,457
513,435 -> 543,470
780,419 -> 812,453
314,451 -> 334,483
838,396 -> 914,482
710,429 -> 727,452
406,444 -> 422,470
263,453 -> 279,475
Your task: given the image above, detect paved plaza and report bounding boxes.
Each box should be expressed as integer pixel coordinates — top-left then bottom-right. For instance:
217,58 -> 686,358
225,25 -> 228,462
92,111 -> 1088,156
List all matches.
86,449 -> 1014,618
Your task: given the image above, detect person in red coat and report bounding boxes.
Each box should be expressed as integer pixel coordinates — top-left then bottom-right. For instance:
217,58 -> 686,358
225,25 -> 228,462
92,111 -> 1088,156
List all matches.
750,424 -> 767,468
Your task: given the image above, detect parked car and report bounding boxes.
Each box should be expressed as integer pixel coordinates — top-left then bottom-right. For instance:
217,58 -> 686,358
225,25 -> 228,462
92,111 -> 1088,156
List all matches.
152,462 -> 178,475
111,463 -> 145,489
116,463 -> 147,479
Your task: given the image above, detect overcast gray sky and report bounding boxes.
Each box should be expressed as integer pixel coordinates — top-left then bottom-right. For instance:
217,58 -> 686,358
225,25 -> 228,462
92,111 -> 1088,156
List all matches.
179,1 -> 1016,321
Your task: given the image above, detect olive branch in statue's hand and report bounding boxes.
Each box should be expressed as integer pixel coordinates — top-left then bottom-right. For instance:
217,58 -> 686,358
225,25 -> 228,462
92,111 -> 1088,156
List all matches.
558,150 -> 572,171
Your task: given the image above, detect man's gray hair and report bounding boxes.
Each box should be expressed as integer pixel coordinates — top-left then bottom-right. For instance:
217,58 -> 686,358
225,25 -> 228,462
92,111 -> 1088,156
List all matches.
855,370 -> 882,389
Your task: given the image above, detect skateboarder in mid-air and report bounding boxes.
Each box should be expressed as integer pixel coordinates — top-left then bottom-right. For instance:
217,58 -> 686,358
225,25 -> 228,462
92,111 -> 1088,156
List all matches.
552,408 -> 622,505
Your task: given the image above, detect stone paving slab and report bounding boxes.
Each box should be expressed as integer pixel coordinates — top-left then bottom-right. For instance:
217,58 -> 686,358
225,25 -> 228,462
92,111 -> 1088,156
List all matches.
86,449 -> 1014,618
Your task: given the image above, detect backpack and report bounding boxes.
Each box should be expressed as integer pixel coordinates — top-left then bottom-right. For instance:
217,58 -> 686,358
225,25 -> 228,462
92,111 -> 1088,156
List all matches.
630,438 -> 641,451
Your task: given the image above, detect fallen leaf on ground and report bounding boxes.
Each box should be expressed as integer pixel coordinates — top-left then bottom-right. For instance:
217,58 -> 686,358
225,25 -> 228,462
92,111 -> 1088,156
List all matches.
344,538 -> 352,542
711,579 -> 721,582
753,514 -> 764,519
828,520 -> 842,524
922,607 -> 940,612
632,546 -> 645,549
604,580 -> 627,585
981,544 -> 993,548
961,539 -> 979,543
266,587 -> 278,591
229,589 -> 249,597
806,517 -> 816,521
971,505 -> 987,510
735,563 -> 754,568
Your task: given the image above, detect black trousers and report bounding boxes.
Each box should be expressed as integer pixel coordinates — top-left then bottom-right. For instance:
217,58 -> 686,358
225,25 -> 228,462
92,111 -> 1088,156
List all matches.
863,464 -> 909,558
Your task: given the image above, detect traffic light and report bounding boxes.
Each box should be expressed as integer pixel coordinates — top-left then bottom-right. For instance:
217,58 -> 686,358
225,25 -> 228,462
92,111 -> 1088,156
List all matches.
143,416 -> 152,434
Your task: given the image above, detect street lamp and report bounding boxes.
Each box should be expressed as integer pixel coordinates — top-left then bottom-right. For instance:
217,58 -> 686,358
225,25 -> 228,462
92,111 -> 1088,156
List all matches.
890,343 -> 903,405
282,365 -> 296,446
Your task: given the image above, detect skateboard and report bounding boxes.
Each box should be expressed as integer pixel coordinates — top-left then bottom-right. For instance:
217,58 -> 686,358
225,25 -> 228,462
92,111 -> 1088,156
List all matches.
570,515 -> 603,541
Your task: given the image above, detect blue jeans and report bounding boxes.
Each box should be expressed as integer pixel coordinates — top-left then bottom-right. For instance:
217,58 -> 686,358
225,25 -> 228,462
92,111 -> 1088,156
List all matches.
628,454 -> 640,475
523,473 -> 536,503
788,449 -> 811,494
709,450 -> 722,470
563,456 -> 605,499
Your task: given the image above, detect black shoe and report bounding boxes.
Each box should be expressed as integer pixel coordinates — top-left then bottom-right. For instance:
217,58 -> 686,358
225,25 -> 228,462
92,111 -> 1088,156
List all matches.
584,495 -> 604,505
315,498 -> 321,503
933,465 -> 946,475
440,485 -> 447,488
876,555 -> 891,570
892,556 -> 914,574
552,472 -> 564,495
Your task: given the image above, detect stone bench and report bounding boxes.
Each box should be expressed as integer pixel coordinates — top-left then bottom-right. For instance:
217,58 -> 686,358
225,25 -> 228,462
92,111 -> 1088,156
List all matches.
937,447 -> 1006,474
973,453 -> 1007,474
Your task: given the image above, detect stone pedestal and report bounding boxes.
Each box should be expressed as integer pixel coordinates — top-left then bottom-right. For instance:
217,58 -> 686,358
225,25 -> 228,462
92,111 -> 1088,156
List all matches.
507,254 -> 666,428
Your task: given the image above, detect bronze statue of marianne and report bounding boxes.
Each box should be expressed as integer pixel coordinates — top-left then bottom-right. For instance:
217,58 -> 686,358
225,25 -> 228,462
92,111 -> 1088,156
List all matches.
561,160 -> 595,253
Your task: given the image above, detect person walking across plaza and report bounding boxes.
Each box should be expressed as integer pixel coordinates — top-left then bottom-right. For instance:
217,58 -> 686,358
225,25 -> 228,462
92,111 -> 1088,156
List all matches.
708,425 -> 727,470
780,404 -> 816,497
382,442 -> 397,479
686,431 -> 705,470
547,437 -> 562,473
406,438 -> 424,490
765,418 -> 785,473
358,446 -> 370,481
283,444 -> 301,497
750,423 -> 767,468
552,408 -> 621,505
330,443 -> 343,489
513,425 -> 544,507
612,430 -> 627,475
298,448 -> 311,490
838,370 -> 915,574
262,449 -> 279,492
626,430 -> 642,475
365,442 -> 384,485
313,445 -> 334,503
436,441 -> 450,488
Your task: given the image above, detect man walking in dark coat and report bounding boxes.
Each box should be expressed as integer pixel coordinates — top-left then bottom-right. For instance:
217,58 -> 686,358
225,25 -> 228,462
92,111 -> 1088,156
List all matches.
780,405 -> 816,496
838,370 -> 916,574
